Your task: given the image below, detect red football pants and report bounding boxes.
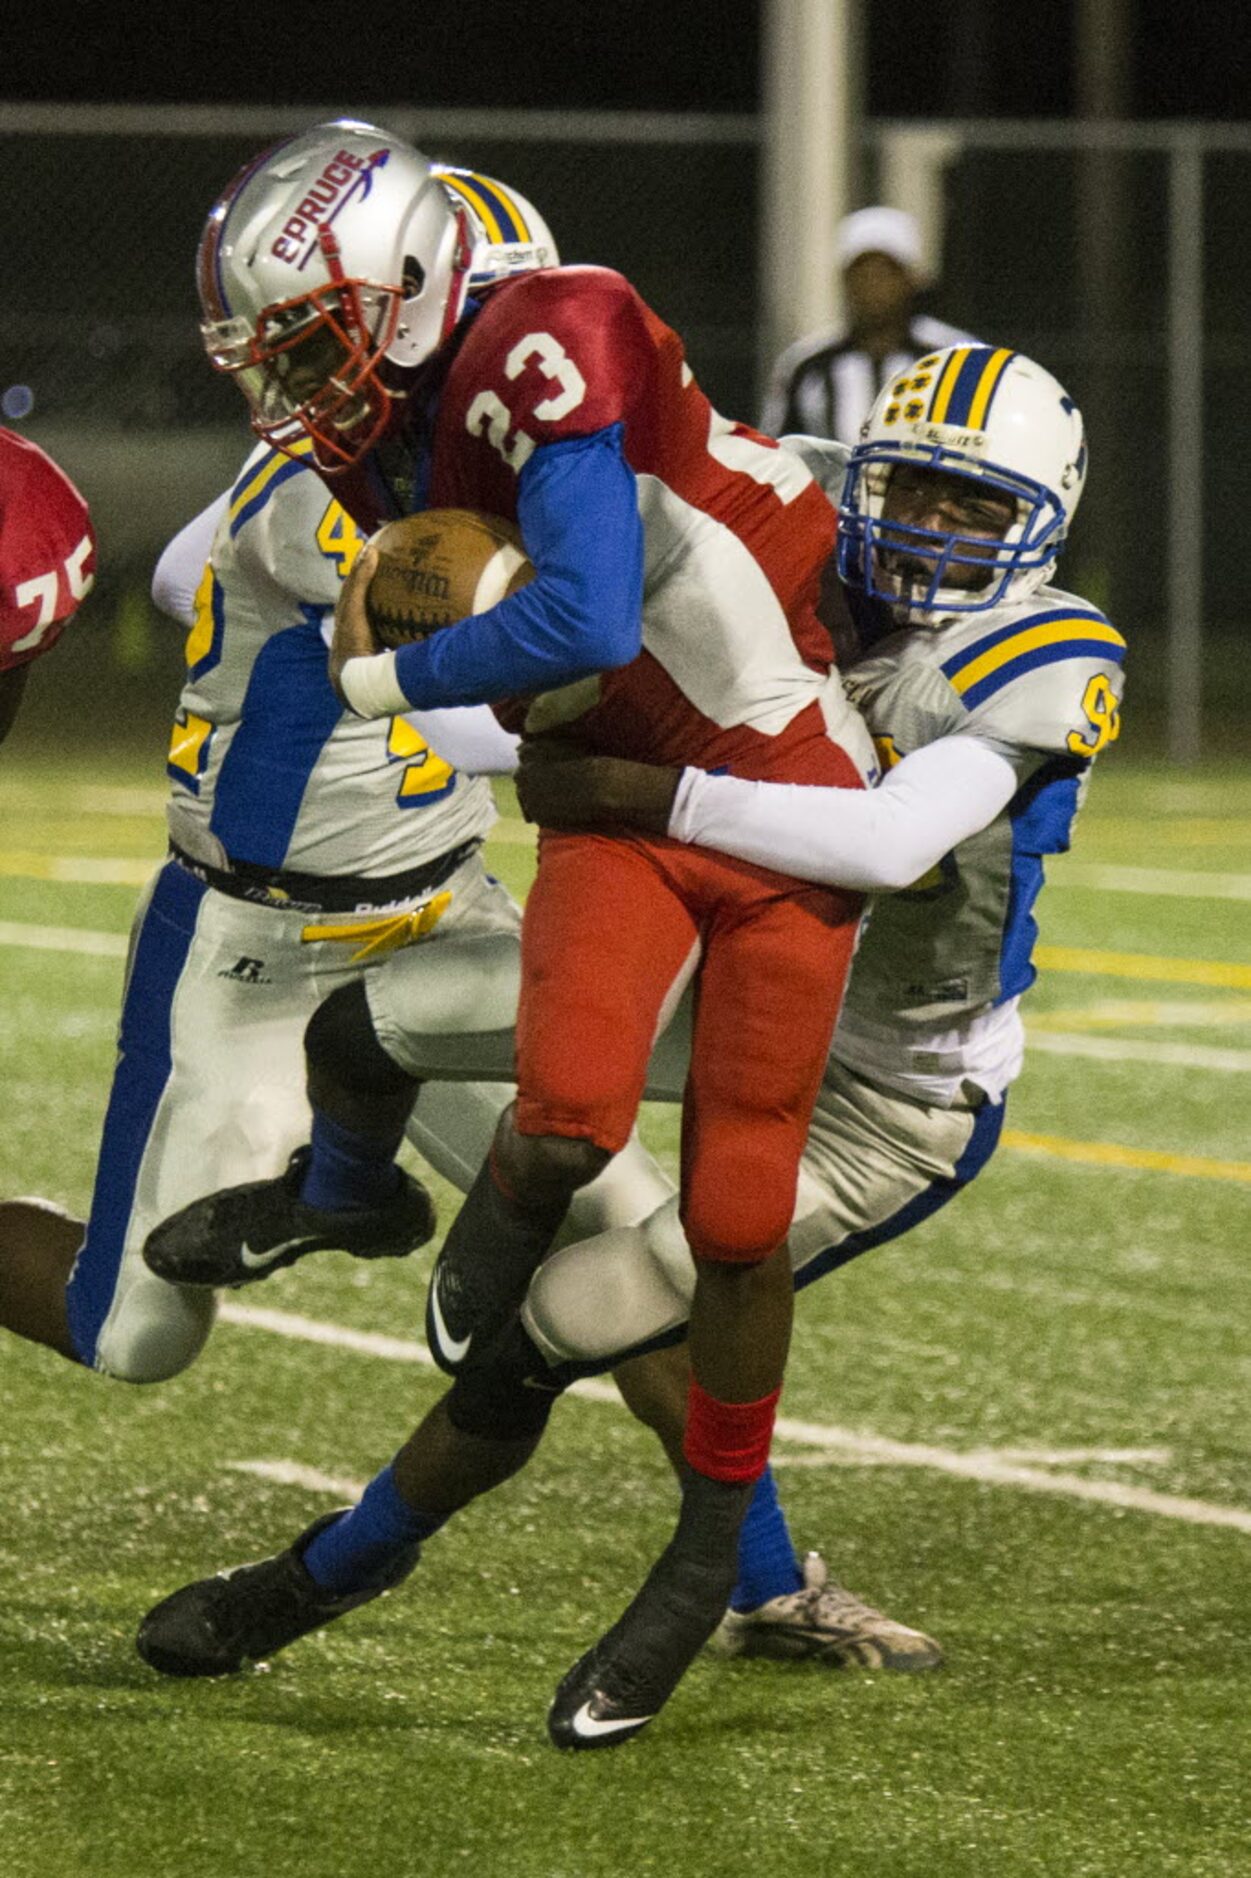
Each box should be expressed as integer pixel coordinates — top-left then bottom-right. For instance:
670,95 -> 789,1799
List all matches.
513,830 -> 862,1265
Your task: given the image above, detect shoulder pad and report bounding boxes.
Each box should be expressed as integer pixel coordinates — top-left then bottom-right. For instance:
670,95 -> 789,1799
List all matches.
224,439 -> 317,543
453,267 -> 660,448
779,434 -> 851,500
941,595 -> 1126,757
223,441 -> 354,607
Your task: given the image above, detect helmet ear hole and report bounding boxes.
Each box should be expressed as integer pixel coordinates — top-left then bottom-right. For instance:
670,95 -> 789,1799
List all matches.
401,258 -> 426,298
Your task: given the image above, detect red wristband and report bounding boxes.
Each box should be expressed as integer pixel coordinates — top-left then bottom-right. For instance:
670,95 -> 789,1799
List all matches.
683,1377 -> 780,1483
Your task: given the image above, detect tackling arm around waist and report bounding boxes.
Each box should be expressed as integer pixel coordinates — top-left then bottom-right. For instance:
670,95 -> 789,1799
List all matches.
668,734 -> 1020,892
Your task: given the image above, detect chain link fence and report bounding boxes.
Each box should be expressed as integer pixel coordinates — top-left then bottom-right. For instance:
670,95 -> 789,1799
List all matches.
3,107 -> 1245,757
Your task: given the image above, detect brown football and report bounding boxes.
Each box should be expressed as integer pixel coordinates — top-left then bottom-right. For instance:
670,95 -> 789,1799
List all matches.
366,508 -> 534,647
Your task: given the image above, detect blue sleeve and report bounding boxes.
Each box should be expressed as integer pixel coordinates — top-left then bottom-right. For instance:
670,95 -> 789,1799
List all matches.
392,423 -> 643,710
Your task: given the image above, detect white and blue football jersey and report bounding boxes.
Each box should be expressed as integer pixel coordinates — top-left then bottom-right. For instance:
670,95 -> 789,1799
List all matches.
776,433 -> 1126,1104
832,585 -> 1125,1102
164,440 -> 496,882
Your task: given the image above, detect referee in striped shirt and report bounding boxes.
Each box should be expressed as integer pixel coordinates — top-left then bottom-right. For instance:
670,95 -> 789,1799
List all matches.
760,207 -> 974,445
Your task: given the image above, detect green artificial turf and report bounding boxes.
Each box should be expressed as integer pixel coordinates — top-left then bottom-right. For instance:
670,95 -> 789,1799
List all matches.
0,745 -> 1248,1878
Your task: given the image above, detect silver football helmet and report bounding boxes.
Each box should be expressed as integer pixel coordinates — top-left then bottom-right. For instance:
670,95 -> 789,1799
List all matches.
838,346 -> 1088,622
432,166 -> 559,287
197,120 -> 475,467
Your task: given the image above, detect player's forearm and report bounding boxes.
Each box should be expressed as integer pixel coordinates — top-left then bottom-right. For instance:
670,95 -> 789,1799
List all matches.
390,427 -> 643,710
392,576 -> 627,709
668,736 -> 1020,891
400,706 -> 520,775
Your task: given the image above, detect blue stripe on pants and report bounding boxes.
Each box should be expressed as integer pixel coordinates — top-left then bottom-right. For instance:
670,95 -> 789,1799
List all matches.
794,1096 -> 1006,1294
66,862 -> 207,1365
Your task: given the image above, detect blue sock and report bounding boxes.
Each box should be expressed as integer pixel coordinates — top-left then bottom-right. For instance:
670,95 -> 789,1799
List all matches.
299,1110 -> 402,1212
728,1466 -> 804,1612
302,1462 -> 446,1595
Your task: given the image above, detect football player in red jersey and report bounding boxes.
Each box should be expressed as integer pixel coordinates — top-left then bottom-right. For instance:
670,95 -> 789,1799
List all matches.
0,428 -> 95,747
0,430 -> 96,1346
142,120 -> 875,1748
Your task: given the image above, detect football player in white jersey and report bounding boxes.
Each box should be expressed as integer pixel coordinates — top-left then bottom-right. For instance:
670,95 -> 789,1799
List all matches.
505,343 -> 1125,1438
137,349 -> 1126,1746
0,169 -> 609,1384
0,173 -> 673,1387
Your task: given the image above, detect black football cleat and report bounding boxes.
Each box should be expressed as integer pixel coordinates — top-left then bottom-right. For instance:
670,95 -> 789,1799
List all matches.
136,1512 -> 421,1678
143,1146 -> 436,1289
548,1474 -> 750,1751
548,1637 -> 673,1751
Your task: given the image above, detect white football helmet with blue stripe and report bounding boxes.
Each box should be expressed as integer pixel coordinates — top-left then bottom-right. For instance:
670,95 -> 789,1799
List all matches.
838,347 -> 1088,623
432,167 -> 559,287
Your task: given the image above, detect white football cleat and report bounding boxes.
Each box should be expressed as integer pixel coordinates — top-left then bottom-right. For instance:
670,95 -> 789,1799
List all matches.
709,1552 -> 943,1671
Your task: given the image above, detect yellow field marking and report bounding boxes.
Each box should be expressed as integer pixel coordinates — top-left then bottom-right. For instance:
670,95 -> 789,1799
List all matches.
1036,945 -> 1251,990
1002,1128 -> 1251,1185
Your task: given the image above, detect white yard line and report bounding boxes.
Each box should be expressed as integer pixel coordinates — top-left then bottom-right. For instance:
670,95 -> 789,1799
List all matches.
934,1445 -> 1173,1465
0,918 -> 127,957
216,1303 -> 1251,1536
0,785 -> 166,817
1023,1031 -> 1251,1072
1047,863 -> 1251,901
226,1459 -> 366,1498
0,852 -> 154,886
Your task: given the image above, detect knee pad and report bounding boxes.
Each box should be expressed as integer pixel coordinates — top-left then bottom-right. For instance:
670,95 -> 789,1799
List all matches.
524,1200 -> 693,1368
444,1319 -> 563,1441
89,1278 -> 216,1383
305,980 -> 415,1100
497,1119 -> 612,1208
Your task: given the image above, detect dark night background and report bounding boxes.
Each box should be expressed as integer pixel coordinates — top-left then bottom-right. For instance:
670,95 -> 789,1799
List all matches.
4,0 -> 1247,752
4,0 -> 1247,117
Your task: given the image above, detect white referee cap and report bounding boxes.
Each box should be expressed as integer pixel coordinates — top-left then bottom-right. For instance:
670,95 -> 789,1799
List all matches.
836,206 -> 923,272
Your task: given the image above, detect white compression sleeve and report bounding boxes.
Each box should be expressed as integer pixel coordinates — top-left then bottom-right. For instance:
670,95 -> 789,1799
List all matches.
337,651 -> 410,719
668,735 -> 1021,892
151,494 -> 229,626
399,706 -> 520,775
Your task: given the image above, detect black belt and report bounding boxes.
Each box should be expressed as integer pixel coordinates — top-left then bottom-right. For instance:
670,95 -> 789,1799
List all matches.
168,837 -> 481,914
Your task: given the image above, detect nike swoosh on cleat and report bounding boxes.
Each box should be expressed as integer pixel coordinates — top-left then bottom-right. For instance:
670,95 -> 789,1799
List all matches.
567,1700 -> 654,1741
427,1272 -> 472,1366
238,1238 -> 320,1271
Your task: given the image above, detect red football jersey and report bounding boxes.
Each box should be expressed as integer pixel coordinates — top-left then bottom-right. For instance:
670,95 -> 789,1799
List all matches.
334,268 -> 866,784
0,429 -> 96,672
